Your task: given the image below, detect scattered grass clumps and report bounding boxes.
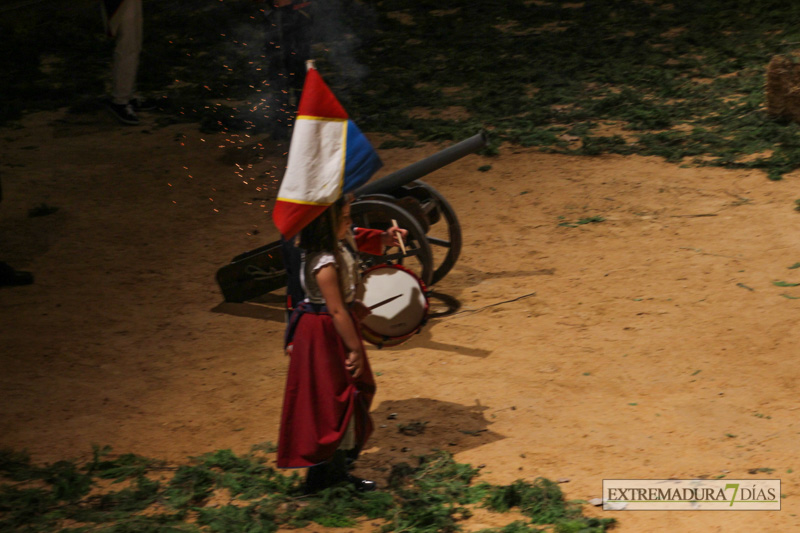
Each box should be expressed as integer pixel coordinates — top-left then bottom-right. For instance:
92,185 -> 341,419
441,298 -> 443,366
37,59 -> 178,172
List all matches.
9,0 -> 796,177
346,0 -> 800,179
0,446 -> 613,532
384,452 -> 487,532
484,478 -> 612,531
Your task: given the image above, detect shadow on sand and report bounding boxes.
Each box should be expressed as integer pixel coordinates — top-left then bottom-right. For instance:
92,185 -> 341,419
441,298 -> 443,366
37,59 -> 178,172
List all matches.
210,292 -> 286,322
359,397 -> 505,478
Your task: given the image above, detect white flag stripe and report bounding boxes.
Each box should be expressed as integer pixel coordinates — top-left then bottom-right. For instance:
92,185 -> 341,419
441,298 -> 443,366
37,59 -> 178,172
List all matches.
278,118 -> 348,205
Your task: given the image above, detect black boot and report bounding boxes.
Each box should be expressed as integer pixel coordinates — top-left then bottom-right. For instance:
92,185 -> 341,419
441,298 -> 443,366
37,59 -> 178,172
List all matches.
328,450 -> 349,485
306,452 -> 377,494
304,463 -> 330,494
0,262 -> 33,287
332,450 -> 377,492
348,475 -> 377,492
345,447 -> 360,469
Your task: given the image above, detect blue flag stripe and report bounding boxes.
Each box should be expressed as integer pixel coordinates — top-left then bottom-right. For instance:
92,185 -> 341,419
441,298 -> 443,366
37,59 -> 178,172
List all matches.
343,120 -> 383,193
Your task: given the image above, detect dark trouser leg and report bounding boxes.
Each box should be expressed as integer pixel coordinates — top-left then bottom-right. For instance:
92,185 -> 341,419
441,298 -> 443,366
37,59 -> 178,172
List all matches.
304,462 -> 330,494
304,451 -> 348,494
303,451 -> 345,494
335,449 -> 376,492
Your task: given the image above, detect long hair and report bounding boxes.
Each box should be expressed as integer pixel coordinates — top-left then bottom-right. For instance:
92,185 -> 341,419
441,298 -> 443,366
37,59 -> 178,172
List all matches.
298,197 -> 347,253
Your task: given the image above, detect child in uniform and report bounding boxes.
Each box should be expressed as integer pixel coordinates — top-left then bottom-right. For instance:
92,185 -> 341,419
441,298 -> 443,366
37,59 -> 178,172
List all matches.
277,196 -> 403,492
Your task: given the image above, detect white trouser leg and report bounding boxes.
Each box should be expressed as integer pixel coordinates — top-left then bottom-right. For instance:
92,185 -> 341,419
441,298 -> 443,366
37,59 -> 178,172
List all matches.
110,0 -> 142,105
338,417 -> 356,450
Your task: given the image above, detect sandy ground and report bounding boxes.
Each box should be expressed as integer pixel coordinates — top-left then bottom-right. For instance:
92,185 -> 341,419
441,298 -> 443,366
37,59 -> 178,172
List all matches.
2,107 -> 800,532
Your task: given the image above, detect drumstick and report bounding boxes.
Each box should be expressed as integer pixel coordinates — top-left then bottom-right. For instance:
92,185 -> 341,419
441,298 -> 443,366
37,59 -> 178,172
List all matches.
391,219 -> 406,255
368,293 -> 403,310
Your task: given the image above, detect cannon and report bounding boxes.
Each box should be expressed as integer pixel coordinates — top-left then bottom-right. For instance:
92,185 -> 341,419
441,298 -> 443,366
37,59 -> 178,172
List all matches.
216,131 -> 488,303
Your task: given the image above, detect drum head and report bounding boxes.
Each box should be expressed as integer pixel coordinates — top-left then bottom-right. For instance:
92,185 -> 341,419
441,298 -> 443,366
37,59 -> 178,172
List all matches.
357,265 -> 428,346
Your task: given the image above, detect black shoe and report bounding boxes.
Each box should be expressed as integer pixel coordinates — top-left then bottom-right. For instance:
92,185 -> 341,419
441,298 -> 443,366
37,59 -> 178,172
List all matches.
347,474 -> 377,492
129,97 -> 157,112
304,454 -> 377,494
0,262 -> 33,287
106,101 -> 139,125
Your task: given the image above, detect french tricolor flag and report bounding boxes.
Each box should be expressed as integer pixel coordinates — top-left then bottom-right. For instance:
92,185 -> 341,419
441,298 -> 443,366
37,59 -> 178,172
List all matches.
272,66 -> 383,239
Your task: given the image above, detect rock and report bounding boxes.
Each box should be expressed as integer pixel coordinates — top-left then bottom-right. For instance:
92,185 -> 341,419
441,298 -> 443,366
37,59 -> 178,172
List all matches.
605,500 -> 628,511
767,53 -> 800,123
398,421 -> 427,436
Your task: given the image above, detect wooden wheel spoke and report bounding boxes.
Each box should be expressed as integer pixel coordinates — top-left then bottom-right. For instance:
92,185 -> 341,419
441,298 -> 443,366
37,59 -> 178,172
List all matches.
406,181 -> 462,285
427,236 -> 452,248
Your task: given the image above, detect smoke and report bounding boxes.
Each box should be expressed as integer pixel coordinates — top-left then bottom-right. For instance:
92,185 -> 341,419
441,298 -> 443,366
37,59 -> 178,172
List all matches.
310,0 -> 376,88
215,0 -> 378,133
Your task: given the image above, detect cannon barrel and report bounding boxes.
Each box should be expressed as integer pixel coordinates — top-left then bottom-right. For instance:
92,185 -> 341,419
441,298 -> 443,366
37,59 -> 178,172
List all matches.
354,130 -> 488,197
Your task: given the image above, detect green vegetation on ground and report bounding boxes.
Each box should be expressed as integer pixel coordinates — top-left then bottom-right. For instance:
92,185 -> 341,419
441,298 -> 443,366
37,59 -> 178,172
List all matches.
4,0 -> 800,177
0,446 -> 613,532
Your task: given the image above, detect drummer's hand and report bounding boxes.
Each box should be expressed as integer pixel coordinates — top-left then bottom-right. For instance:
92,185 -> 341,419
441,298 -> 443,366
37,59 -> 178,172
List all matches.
346,349 -> 364,378
382,225 -> 408,247
352,299 -> 371,321
284,343 -> 293,357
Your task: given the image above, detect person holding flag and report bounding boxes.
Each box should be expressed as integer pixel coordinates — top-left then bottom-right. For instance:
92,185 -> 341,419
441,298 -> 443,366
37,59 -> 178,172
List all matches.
272,63 -> 403,492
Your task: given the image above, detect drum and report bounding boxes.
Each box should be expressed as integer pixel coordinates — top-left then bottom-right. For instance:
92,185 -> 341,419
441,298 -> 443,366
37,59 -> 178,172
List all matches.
357,264 -> 429,348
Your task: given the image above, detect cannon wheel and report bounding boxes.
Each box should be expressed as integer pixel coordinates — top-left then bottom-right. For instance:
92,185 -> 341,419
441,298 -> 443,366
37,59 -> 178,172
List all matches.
407,180 -> 462,285
350,199 -> 434,286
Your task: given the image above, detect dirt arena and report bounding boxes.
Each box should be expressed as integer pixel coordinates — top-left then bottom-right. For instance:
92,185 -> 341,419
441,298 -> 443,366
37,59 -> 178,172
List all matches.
2,108 -> 800,531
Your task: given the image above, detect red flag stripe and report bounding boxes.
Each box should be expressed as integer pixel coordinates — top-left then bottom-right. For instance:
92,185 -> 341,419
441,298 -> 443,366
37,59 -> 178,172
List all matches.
297,69 -> 349,119
272,201 -> 329,240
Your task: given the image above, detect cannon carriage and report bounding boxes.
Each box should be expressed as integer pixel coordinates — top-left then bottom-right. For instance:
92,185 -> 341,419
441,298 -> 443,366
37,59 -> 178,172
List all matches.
216,131 -> 487,303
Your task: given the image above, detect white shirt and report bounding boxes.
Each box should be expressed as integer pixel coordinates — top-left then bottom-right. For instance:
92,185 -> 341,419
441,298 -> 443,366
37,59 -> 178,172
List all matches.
300,238 -> 359,305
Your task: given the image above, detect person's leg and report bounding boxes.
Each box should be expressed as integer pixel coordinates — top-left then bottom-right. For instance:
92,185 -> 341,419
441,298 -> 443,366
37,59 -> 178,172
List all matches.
304,462 -> 330,494
330,449 -> 376,492
111,0 -> 142,105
